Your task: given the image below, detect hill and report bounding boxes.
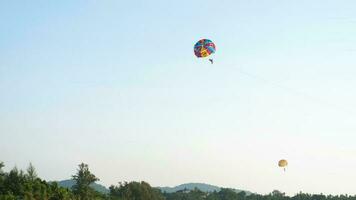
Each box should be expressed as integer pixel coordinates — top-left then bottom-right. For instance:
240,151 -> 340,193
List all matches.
56,179 -> 109,194
56,180 -> 250,196
158,183 -> 251,194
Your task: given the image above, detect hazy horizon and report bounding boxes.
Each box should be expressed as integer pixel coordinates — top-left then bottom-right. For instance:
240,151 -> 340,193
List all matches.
1,0 -> 356,196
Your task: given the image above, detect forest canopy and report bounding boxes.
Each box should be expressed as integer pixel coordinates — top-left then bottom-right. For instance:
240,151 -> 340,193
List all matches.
0,161 -> 355,200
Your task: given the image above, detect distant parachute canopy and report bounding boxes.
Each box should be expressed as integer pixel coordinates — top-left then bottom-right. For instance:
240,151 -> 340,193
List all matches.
278,159 -> 288,171
194,39 -> 216,58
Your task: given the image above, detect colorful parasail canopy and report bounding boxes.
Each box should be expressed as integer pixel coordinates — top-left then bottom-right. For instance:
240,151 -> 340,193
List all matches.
278,159 -> 288,168
194,39 -> 216,58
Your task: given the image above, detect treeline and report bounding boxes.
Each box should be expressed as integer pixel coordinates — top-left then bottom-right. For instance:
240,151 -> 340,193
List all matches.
0,162 -> 73,200
1,161 -> 356,200
164,189 -> 356,200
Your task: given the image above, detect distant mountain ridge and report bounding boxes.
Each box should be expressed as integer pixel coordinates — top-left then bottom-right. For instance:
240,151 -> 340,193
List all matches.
158,183 -> 220,193
56,179 -> 109,194
158,183 -> 251,195
56,180 -> 250,196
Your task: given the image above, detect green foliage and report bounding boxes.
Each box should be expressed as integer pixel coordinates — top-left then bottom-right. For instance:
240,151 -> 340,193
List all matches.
2,161 -> 356,200
0,162 -> 76,200
163,188 -> 356,200
109,181 -> 164,200
26,163 -> 37,183
0,162 -> 5,195
48,182 -> 74,200
57,179 -> 109,194
72,163 -> 100,200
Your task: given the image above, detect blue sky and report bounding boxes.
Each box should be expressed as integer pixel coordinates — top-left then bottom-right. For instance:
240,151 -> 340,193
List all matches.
1,0 -> 356,195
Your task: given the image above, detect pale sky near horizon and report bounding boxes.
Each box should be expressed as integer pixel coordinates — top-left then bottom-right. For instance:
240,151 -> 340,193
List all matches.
1,0 -> 356,196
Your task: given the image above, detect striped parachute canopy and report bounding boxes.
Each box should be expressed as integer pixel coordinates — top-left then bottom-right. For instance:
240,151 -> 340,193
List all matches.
194,39 -> 216,58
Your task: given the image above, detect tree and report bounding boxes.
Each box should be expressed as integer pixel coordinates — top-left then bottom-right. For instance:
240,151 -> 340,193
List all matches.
109,181 -> 164,200
3,167 -> 26,196
48,182 -> 73,200
26,163 -> 37,183
217,188 -> 239,200
271,190 -> 285,197
237,191 -> 246,200
72,163 -> 99,200
0,162 -> 5,194
0,162 -> 4,174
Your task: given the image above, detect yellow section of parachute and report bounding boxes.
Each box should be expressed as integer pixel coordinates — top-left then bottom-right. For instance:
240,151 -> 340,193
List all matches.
278,159 -> 288,167
200,47 -> 209,57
